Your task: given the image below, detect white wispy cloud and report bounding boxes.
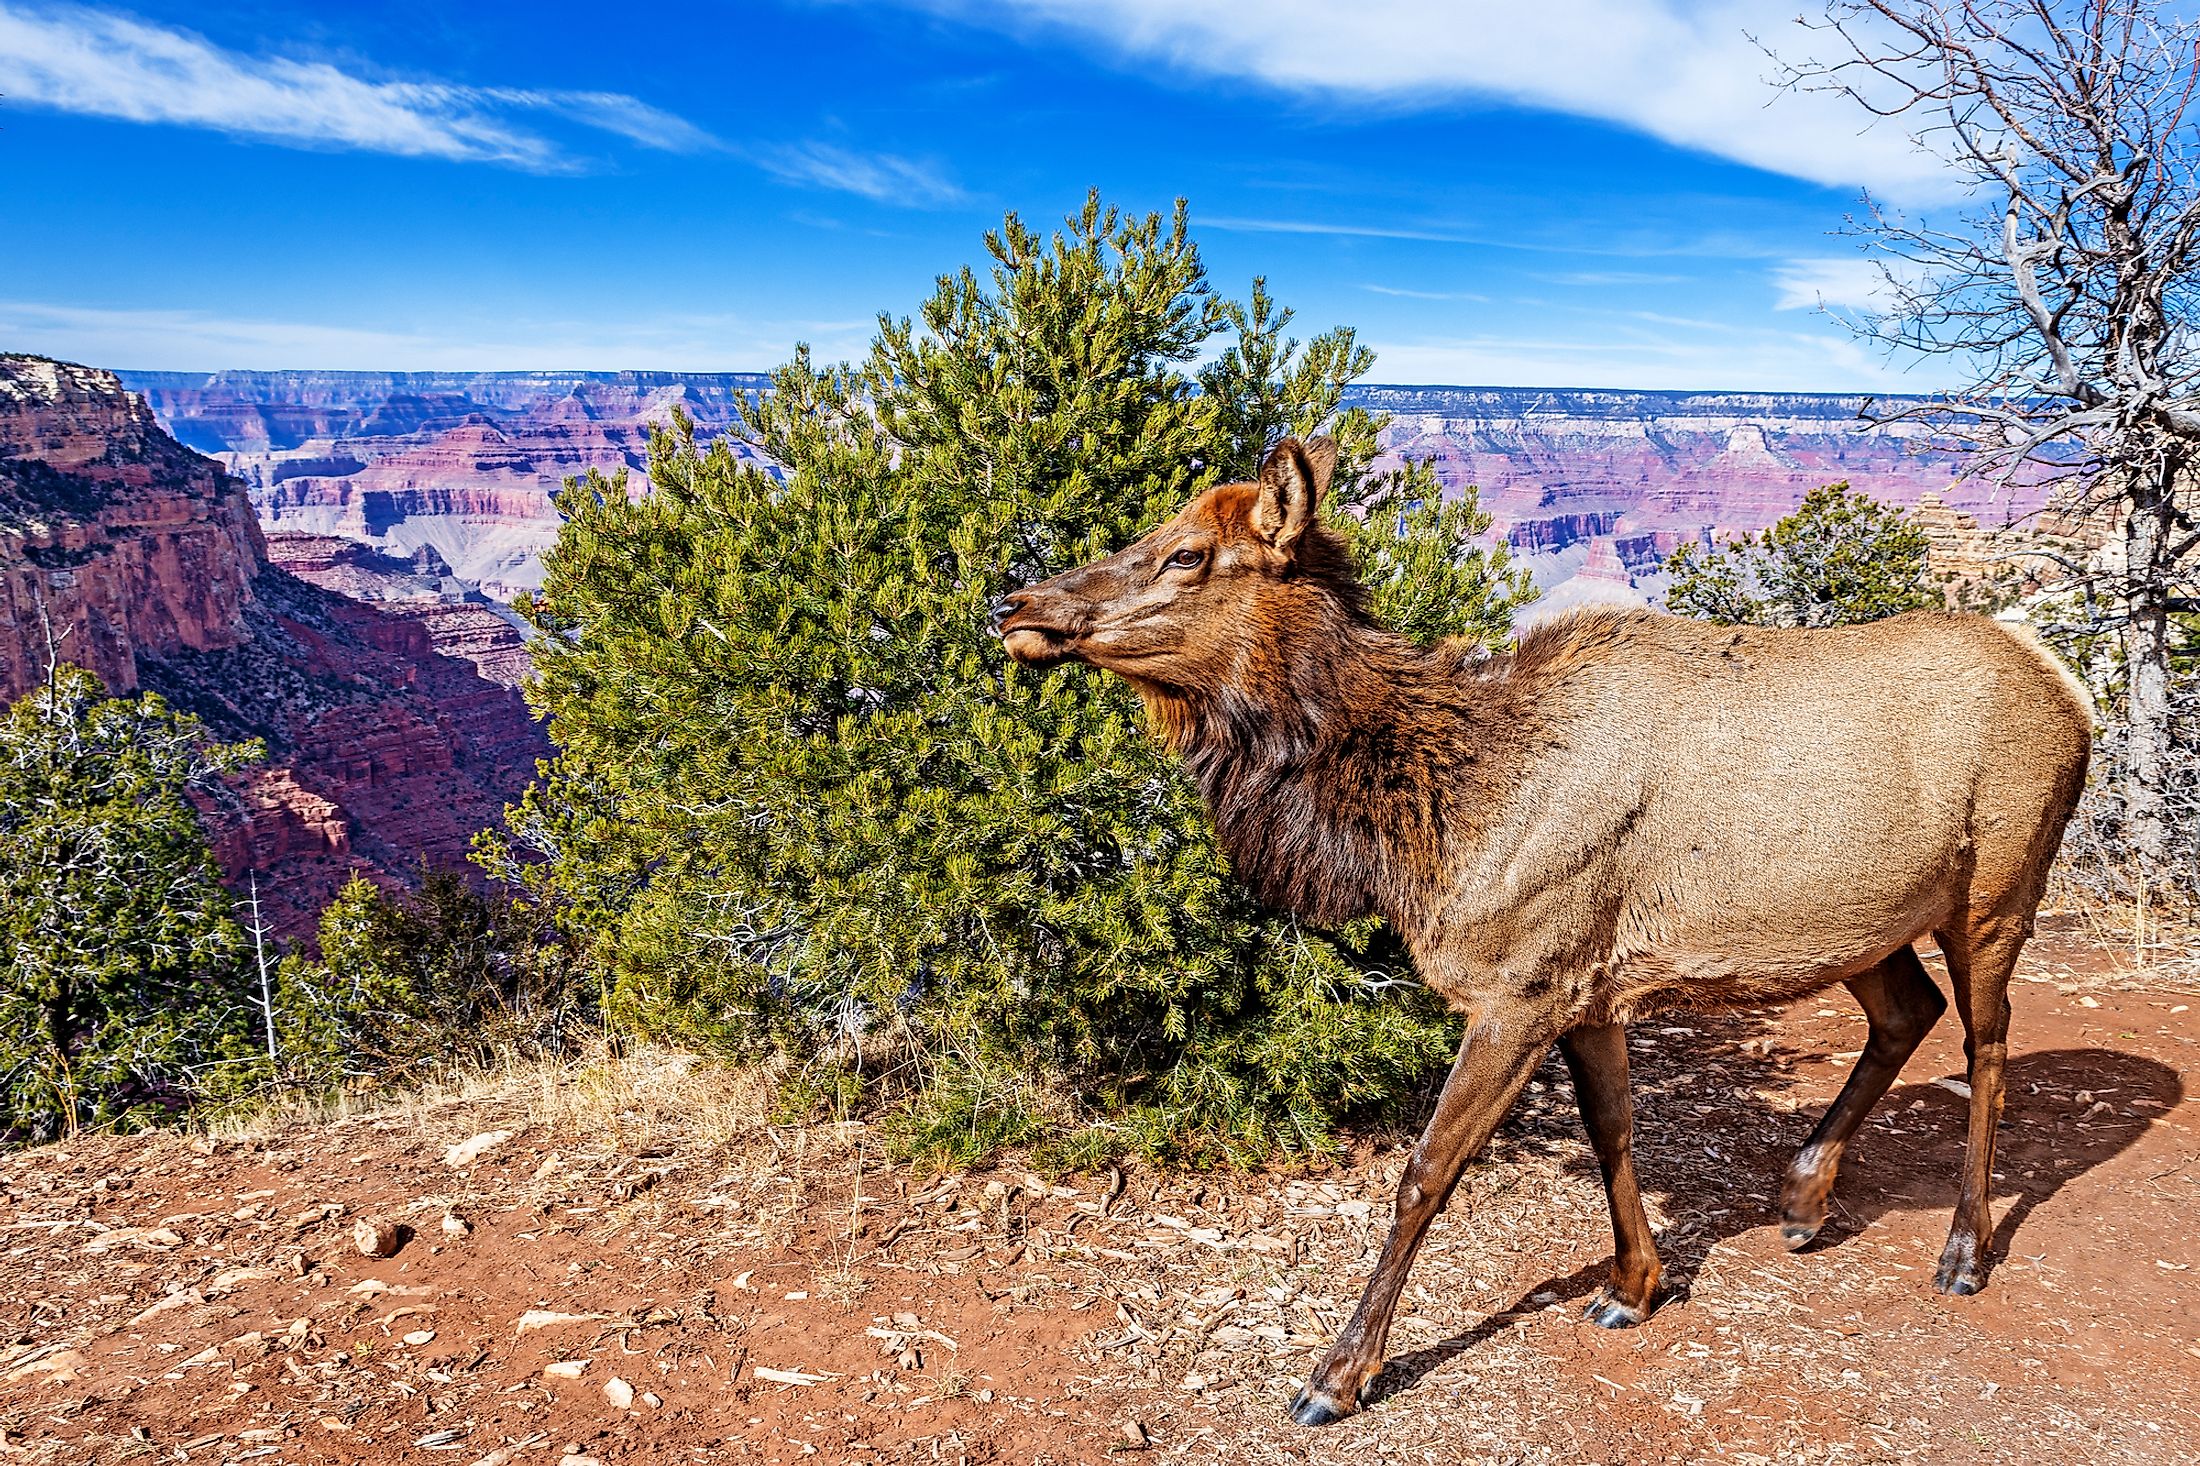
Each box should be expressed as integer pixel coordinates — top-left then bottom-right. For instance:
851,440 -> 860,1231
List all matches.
1358,289 -> 1934,389
904,0 -> 1949,199
1362,284 -> 1489,302
501,89 -> 722,155
1540,270 -> 1691,287
0,1 -> 718,170
1771,256 -> 1893,311
1364,325 -> 1920,392
1206,213 -> 1813,262
1207,215 -> 1491,245
756,142 -> 967,207
0,4 -> 950,201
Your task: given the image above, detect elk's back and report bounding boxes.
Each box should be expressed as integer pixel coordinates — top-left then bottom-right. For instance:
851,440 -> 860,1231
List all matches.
1435,609 -> 2092,1019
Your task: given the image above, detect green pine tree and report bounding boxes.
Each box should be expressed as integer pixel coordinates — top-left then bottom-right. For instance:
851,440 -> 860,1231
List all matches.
1664,482 -> 1941,628
0,665 -> 263,1141
274,870 -> 578,1087
485,195 -> 1537,1164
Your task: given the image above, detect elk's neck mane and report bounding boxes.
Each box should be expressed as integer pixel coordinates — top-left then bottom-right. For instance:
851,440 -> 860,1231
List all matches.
1132,580 -> 1520,932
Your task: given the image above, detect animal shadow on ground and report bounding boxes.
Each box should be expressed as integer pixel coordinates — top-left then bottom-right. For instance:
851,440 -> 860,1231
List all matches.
1365,1007 -> 2183,1410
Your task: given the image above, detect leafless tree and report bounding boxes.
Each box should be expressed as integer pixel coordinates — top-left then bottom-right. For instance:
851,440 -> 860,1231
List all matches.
1782,0 -> 2200,881
246,873 -> 279,1064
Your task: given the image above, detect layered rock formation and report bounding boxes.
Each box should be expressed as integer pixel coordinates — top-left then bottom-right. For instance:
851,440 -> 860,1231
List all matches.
263,534 -> 532,685
1356,386 -> 2048,613
1908,489 -> 2100,597
124,372 -> 2051,614
1,356 -> 544,937
0,358 -> 262,701
128,371 -> 774,602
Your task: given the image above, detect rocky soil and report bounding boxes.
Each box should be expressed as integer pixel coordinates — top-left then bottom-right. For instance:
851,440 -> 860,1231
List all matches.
2,927 -> 2194,1465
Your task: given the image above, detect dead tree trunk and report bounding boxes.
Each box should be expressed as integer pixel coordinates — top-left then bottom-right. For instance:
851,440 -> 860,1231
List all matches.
2122,457 -> 2177,871
1782,0 -> 2200,901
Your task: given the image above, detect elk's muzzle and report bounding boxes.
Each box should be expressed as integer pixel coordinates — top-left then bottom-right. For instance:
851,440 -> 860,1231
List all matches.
991,584 -> 1088,666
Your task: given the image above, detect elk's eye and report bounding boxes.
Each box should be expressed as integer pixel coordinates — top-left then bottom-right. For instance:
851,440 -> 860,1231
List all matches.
1166,547 -> 1206,570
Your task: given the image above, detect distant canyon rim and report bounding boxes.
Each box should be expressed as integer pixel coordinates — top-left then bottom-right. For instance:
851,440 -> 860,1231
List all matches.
121,371 -> 2046,620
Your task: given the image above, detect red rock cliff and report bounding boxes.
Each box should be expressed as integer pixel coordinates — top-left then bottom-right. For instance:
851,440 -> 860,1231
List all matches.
124,371 -> 2047,612
0,357 -> 263,701
263,532 -> 533,686
0,355 -> 545,938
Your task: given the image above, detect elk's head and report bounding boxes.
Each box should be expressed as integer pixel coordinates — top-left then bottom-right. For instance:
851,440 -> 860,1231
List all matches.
991,436 -> 1361,688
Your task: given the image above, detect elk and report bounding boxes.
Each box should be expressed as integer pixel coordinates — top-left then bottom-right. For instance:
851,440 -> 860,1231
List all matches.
992,437 -> 2092,1426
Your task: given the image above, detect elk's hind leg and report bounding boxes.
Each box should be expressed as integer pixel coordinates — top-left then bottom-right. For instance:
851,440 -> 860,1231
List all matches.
1933,916 -> 2024,1296
1780,946 -> 1946,1250
1557,1022 -> 1661,1327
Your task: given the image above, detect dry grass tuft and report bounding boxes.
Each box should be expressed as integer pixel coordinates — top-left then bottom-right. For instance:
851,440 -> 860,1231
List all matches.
516,1046 -> 778,1152
199,1043 -> 780,1154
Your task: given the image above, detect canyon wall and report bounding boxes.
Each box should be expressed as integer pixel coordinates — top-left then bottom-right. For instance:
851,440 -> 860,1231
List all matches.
1,356 -> 545,937
128,371 -> 773,602
20,359 -> 2061,939
1354,386 -> 2044,614
123,371 -> 2039,614
262,533 -> 533,686
1,358 -> 263,701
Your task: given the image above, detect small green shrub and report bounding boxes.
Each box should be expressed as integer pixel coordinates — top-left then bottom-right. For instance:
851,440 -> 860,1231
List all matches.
1664,482 -> 1940,627
274,870 -> 585,1087
0,665 -> 264,1141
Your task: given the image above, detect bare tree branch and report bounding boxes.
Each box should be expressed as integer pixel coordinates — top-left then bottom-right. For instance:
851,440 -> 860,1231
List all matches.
1781,0 -> 2200,881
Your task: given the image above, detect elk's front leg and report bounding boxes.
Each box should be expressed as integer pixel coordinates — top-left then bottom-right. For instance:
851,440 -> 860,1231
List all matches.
1290,1025 -> 1551,1426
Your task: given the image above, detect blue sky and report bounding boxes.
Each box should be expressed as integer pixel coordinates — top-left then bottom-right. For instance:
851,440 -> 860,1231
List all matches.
0,0 -> 1950,388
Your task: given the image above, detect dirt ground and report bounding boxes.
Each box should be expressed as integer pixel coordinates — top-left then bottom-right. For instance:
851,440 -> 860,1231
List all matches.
2,926 -> 2196,1465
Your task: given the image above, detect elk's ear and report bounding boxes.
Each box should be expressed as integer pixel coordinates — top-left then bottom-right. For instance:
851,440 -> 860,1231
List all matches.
1252,436 -> 1337,553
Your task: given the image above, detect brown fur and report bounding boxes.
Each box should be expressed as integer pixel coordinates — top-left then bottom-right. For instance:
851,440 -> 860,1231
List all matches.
994,438 -> 2094,1425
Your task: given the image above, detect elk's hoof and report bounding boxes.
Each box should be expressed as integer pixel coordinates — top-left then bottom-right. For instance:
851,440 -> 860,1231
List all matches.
1933,1260 -> 1986,1296
1289,1387 -> 1354,1427
1933,1239 -> 1986,1295
1583,1295 -> 1648,1330
1933,1266 -> 1985,1296
1779,1218 -> 1822,1251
